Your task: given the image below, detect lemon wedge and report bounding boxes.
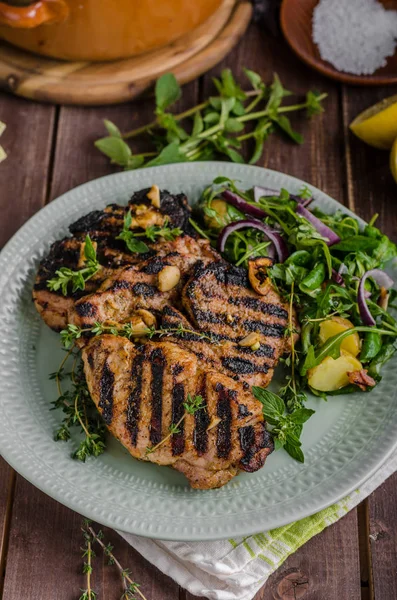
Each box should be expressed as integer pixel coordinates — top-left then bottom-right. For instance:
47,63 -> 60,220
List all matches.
391,137 -> 397,184
350,95 -> 397,150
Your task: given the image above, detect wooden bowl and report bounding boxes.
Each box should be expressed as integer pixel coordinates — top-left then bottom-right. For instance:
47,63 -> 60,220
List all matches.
280,0 -> 397,85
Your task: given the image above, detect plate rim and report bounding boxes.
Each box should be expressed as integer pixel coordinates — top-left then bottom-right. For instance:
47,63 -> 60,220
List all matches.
0,161 -> 395,541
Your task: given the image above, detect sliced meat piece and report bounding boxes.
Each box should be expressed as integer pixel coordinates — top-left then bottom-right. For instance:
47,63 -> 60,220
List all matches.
69,237 -> 219,330
82,334 -> 273,489
181,261 -> 290,388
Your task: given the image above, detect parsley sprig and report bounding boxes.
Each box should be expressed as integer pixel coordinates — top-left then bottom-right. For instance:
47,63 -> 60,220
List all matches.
95,69 -> 326,170
47,235 -> 101,296
116,210 -> 150,254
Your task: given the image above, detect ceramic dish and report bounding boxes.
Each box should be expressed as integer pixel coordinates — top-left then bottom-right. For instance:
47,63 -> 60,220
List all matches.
0,162 -> 396,541
281,0 -> 397,86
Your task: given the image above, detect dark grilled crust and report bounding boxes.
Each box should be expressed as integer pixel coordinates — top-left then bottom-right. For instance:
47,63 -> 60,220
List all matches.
82,335 -> 274,489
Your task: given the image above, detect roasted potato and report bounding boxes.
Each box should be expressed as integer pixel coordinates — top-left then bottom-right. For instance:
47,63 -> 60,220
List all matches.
319,316 -> 360,357
203,199 -> 229,230
308,350 -> 363,392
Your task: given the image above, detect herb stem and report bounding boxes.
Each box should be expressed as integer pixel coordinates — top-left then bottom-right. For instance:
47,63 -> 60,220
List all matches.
237,93 -> 328,123
85,525 -> 148,600
86,539 -> 93,600
75,393 -> 91,439
121,91 -> 262,139
146,414 -> 185,455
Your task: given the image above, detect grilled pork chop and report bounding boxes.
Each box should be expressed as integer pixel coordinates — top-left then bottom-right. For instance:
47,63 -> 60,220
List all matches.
33,188 -> 198,331
82,334 -> 273,489
33,186 -> 297,488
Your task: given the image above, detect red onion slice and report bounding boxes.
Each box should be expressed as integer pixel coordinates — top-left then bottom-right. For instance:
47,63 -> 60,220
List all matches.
217,219 -> 289,263
331,269 -> 344,285
253,185 -> 279,203
222,190 -> 267,219
358,269 -> 394,326
296,204 -> 340,246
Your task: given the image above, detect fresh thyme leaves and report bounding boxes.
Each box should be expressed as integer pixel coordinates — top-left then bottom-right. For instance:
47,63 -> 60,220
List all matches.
146,394 -> 204,455
116,210 -> 150,254
95,70 -> 326,170
116,211 -> 182,254
80,520 -> 148,600
252,387 -> 315,463
51,350 -> 106,461
60,321 -> 217,349
47,235 -> 101,296
144,218 -> 183,242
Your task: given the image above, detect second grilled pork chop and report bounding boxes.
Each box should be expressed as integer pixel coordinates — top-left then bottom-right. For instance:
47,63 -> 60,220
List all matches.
33,188 -> 197,331
83,334 -> 273,489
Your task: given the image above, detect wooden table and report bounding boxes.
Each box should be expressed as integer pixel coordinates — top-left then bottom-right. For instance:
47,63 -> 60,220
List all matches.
1,22 -> 397,600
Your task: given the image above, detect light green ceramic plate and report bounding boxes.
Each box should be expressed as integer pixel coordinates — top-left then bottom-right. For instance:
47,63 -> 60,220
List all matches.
0,162 -> 396,541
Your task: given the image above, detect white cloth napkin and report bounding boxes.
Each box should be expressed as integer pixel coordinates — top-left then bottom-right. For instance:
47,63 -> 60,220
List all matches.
118,449 -> 397,600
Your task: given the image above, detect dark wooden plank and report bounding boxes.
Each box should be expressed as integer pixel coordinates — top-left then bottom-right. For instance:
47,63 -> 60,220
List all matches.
0,458 -> 15,598
0,92 -> 55,247
341,83 -> 397,600
367,473 -> 397,600
259,512 -> 361,600
1,476 -> 178,600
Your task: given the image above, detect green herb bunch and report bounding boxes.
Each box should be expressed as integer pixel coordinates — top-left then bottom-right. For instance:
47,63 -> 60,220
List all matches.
95,69 -> 326,170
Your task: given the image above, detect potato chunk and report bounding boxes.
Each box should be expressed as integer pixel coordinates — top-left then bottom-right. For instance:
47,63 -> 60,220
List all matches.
308,350 -> 363,392
203,199 -> 228,230
319,316 -> 360,357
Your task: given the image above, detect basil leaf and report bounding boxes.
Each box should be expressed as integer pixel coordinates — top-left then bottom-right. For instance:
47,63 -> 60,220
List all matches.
272,114 -> 304,144
83,235 -> 97,263
103,119 -> 122,138
252,387 -> 284,420
192,111 -> 204,137
288,408 -> 315,424
284,442 -> 305,463
94,137 -> 131,166
155,73 -> 181,112
243,68 -> 264,91
145,142 -> 186,167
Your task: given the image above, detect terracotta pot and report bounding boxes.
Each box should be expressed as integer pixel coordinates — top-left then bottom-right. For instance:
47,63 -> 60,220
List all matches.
0,0 -> 223,61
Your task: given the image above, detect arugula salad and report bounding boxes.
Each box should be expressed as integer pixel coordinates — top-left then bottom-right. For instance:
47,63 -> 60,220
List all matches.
191,176 -> 397,462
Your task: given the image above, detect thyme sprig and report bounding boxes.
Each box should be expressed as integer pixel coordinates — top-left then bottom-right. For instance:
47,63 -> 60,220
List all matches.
81,520 -> 148,600
60,321 -> 217,349
50,350 -> 106,461
146,393 -> 205,455
47,235 -> 101,296
80,527 -> 97,600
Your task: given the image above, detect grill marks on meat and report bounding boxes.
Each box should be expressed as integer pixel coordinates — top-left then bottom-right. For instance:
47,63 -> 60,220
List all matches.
83,335 -> 273,489
34,187 -> 295,488
69,239 -> 217,329
33,190 -> 196,331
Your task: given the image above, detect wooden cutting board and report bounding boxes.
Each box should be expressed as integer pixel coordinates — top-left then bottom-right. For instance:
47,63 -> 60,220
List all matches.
0,0 -> 252,105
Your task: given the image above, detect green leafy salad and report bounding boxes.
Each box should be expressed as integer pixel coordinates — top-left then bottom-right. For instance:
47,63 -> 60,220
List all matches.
190,176 -> 397,462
